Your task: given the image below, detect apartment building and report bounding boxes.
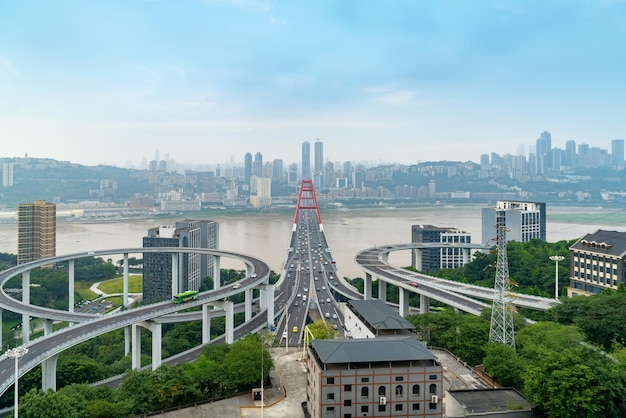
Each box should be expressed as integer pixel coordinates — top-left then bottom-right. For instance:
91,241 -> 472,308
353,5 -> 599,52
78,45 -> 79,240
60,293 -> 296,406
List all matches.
17,200 -> 56,265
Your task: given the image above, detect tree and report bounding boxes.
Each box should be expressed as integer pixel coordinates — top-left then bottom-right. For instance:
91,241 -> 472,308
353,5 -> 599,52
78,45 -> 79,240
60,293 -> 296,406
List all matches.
482,342 -> 524,388
19,388 -> 84,418
307,320 -> 337,340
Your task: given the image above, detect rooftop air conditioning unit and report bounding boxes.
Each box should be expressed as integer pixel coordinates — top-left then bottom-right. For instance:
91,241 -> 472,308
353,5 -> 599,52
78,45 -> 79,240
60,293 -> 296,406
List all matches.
379,396 -> 386,405
431,394 -> 438,403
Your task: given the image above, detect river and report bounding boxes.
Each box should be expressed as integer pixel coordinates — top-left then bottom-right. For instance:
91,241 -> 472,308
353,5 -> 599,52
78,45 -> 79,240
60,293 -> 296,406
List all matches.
0,205 -> 624,279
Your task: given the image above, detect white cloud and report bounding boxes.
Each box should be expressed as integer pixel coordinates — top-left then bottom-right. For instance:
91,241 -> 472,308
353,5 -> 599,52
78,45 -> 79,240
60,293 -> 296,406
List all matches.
270,16 -> 287,25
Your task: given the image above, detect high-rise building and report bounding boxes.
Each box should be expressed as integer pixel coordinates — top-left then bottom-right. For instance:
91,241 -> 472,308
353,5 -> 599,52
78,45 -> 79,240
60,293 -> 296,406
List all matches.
244,152 -> 252,184
481,201 -> 546,244
18,200 -> 56,265
564,140 -> 577,167
411,225 -> 472,272
2,162 -> 14,187
302,141 -> 311,180
250,177 -> 271,207
253,152 -> 263,178
536,131 -> 552,174
272,159 -> 284,182
612,139 -> 624,169
314,139 -> 323,188
143,220 -> 219,303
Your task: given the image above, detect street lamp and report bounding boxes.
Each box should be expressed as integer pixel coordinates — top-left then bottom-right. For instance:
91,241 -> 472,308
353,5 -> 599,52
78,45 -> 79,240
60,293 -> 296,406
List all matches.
549,255 -> 565,300
6,346 -> 28,418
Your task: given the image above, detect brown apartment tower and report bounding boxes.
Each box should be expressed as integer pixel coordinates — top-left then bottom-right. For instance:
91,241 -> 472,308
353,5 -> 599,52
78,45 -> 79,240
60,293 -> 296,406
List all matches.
18,200 -> 56,265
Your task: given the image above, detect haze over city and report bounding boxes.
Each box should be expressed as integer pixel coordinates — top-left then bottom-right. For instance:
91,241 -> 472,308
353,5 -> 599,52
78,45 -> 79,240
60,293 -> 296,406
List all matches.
1,0 -> 625,168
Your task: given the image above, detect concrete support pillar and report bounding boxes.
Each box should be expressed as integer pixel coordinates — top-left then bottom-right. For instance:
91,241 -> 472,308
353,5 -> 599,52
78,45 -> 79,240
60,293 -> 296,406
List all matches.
363,273 -> 372,300
462,248 -> 470,265
68,260 -> 75,313
414,249 -> 423,271
258,283 -> 275,328
131,321 -> 163,371
398,288 -> 409,318
22,270 -> 30,343
214,300 -> 234,344
124,326 -> 130,356
171,253 -> 180,298
202,304 -> 212,344
123,253 -> 129,308
43,319 -> 53,336
378,280 -> 387,302
420,294 -> 430,314
381,252 -> 389,264
42,354 -> 58,391
245,288 -> 253,322
213,255 -> 221,289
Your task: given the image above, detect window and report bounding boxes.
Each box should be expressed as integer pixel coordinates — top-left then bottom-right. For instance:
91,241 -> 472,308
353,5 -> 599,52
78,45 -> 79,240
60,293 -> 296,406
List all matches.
412,403 -> 420,411
327,393 -> 335,400
412,385 -> 420,395
326,406 -> 335,413
395,404 -> 403,411
343,415 -> 351,418
361,406 -> 369,413
429,402 -> 437,410
344,400 -> 352,407
344,385 -> 352,392
361,377 -> 370,383
429,384 -> 437,394
378,405 -> 386,412
327,377 -> 335,384
361,387 -> 369,398
395,385 -> 403,396
395,376 -> 404,381
429,374 -> 438,380
378,386 -> 386,396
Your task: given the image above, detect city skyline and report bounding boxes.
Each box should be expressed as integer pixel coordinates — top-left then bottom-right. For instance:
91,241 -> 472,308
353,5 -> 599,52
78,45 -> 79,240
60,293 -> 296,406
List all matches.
1,1 -> 626,167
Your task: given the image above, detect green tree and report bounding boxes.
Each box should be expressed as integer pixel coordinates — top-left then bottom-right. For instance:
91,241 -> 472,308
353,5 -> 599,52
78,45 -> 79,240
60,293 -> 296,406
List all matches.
307,319 -> 337,340
482,342 -> 524,388
19,388 -> 84,418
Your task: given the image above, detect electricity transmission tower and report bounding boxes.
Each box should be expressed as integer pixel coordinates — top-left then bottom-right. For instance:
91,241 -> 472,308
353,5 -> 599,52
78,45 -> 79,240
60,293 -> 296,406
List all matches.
489,216 -> 516,349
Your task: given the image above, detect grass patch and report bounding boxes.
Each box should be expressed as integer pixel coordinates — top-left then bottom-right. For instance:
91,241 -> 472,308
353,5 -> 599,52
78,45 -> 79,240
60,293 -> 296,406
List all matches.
97,275 -> 142,294
75,281 -> 98,301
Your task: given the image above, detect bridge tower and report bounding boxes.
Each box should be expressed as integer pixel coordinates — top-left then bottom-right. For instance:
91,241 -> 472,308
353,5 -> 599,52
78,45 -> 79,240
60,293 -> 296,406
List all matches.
489,219 -> 516,349
293,179 -> 323,229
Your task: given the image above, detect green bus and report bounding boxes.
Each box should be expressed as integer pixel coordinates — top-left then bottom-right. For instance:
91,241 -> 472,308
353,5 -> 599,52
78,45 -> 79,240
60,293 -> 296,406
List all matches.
172,290 -> 199,304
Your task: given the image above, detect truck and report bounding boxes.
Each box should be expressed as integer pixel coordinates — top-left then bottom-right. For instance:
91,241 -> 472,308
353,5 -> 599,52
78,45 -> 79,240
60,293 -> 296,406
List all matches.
172,290 -> 199,304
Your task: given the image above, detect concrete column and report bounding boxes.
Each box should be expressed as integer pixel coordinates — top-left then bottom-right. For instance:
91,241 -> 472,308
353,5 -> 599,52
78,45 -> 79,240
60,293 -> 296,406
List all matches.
213,255 -> 221,289
68,260 -> 75,313
123,253 -> 129,308
43,319 -> 53,335
258,283 -> 275,328
42,354 -> 59,391
22,270 -> 30,343
215,300 -> 234,344
414,249 -> 423,271
398,288 -> 409,318
363,273 -> 372,300
131,323 -> 141,370
124,326 -> 130,356
202,304 -> 212,344
171,253 -> 179,297
245,288 -> 253,322
462,248 -> 470,265
378,280 -> 387,302
420,294 -> 430,314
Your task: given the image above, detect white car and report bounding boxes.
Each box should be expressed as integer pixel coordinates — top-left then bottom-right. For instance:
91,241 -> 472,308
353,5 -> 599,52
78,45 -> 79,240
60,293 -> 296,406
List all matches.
233,283 -> 241,289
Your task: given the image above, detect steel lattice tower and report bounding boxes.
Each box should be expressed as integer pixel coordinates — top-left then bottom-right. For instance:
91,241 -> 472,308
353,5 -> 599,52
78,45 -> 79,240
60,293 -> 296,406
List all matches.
489,214 -> 516,349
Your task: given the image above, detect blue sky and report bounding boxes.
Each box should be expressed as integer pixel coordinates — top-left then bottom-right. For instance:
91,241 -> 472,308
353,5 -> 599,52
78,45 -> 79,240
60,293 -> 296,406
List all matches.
1,0 -> 625,168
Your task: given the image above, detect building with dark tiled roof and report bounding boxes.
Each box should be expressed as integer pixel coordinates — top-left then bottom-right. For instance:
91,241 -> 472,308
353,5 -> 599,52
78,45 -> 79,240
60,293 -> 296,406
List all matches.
445,388 -> 533,417
306,336 -> 443,418
344,299 -> 416,339
569,229 -> 626,296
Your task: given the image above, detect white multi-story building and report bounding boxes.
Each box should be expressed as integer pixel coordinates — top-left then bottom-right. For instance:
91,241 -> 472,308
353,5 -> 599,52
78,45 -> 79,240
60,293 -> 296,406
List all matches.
411,225 -> 473,272
481,200 -> 546,244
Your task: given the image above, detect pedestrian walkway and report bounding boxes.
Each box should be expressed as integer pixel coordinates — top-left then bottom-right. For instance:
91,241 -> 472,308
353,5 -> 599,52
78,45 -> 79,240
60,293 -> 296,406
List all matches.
157,348 -> 308,418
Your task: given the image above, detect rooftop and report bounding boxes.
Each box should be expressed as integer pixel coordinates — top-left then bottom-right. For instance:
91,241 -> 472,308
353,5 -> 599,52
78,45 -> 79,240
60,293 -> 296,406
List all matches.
570,229 -> 626,257
447,388 -> 532,414
348,299 -> 415,331
311,336 -> 435,364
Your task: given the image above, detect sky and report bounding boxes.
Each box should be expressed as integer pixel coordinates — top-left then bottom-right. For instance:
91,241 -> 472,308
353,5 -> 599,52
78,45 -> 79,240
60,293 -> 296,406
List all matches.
1,0 -> 625,169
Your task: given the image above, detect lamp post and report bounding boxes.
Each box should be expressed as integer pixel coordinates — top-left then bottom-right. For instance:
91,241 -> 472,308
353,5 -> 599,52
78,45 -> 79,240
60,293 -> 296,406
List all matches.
6,346 -> 28,418
549,255 -> 565,300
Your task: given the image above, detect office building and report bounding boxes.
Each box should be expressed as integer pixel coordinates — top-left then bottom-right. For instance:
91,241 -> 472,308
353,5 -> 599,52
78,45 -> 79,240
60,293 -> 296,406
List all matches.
253,152 -> 263,178
569,230 -> 626,296
272,159 -> 284,182
143,220 -> 219,303
314,139 -> 323,189
536,131 -> 552,174
612,139 -> 624,169
306,336 -> 443,418
244,152 -> 252,184
302,141 -> 311,180
411,225 -> 472,272
17,200 -> 56,265
481,201 -> 546,244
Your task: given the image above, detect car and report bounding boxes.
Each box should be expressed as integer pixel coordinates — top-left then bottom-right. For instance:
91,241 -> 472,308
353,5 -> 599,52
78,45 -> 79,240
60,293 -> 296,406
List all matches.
294,301 -> 300,306
325,312 -> 330,318
282,331 -> 287,339
409,282 -> 418,288
332,313 -> 337,319
293,326 -> 299,333
233,283 -> 241,289
326,298 -> 331,303
316,287 -> 320,291
303,287 -> 308,292
297,293 -> 302,298
251,273 -> 257,278
322,286 -> 326,290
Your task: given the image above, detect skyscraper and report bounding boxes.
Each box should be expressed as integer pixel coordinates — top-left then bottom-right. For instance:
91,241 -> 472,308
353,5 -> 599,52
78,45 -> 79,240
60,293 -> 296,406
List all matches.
302,141 -> 311,180
612,139 -> 624,169
244,152 -> 252,184
272,159 -> 284,182
18,200 -> 56,265
253,152 -> 263,177
313,139 -> 323,189
2,162 -> 13,187
535,131 -> 552,174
